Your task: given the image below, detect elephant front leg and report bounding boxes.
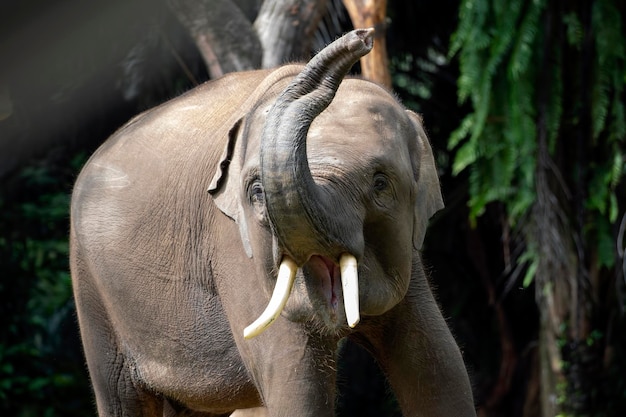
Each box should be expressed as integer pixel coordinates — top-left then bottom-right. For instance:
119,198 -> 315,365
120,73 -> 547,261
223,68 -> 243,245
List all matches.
371,273 -> 476,417
241,325 -> 338,417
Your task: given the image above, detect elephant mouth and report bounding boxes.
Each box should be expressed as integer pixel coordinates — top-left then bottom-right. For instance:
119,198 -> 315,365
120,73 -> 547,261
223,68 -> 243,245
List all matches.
243,254 -> 360,339
304,255 -> 341,312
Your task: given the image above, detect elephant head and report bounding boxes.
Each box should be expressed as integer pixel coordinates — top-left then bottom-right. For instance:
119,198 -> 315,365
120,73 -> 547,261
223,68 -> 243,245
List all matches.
209,29 -> 443,339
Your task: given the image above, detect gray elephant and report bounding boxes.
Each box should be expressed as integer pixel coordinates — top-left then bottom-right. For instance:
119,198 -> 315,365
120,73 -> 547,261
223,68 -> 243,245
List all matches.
70,29 -> 476,417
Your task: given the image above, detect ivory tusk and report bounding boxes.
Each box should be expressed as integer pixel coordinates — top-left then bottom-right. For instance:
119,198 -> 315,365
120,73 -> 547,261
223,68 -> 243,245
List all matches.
340,253 -> 360,328
244,257 -> 298,339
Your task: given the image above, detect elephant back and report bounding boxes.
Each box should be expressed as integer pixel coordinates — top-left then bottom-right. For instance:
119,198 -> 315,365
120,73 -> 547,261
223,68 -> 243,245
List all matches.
70,65 -> 305,254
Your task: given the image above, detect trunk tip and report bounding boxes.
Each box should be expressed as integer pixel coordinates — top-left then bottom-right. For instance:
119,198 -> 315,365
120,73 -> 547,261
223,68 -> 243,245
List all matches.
349,28 -> 375,53
355,27 -> 375,42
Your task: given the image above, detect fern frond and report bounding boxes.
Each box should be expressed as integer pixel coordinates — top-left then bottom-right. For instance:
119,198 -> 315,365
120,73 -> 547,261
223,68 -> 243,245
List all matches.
458,51 -> 484,103
450,0 -> 490,57
468,74 -> 493,143
508,0 -> 545,80
592,0 -> 626,139
611,94 -> 625,141
563,12 -> 583,48
449,114 -> 475,149
592,69 -> 612,140
610,150 -> 624,190
453,139 -> 478,176
488,0 -> 523,74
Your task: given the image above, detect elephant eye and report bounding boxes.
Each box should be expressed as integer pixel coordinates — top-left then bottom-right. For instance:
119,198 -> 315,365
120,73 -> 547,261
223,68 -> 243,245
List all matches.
373,172 -> 389,192
249,181 -> 269,224
250,181 -> 265,205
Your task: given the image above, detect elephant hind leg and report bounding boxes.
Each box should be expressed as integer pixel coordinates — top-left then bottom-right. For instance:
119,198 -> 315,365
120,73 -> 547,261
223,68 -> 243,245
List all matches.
94,346 -> 162,417
73,271 -> 161,417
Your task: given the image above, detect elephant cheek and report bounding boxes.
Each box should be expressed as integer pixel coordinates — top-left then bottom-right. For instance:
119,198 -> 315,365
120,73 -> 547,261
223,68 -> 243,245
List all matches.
359,254 -> 412,316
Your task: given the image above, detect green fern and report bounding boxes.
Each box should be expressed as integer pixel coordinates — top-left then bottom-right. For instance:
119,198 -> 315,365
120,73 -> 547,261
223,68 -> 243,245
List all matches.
563,12 -> 583,49
592,0 -> 625,140
450,0 -> 625,257
449,0 -> 546,223
508,0 -> 543,81
448,1 -> 626,413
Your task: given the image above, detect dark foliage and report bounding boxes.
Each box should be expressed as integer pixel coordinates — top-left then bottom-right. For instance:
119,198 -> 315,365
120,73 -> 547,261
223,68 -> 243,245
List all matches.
0,150 -> 91,416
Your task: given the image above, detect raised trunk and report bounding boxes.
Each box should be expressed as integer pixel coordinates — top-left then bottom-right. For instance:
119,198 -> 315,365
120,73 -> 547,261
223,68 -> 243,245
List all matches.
259,29 -> 374,265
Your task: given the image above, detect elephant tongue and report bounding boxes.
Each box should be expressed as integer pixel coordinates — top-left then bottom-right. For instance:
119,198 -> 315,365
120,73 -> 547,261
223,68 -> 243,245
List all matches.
243,254 -> 360,339
307,255 -> 339,309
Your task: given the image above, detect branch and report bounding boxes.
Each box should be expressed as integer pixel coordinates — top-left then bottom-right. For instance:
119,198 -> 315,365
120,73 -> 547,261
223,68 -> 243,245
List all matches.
168,0 -> 262,78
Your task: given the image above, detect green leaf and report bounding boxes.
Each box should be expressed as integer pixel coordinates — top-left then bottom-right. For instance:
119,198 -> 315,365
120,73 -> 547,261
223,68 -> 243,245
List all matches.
563,12 -> 583,48
523,258 -> 538,288
452,140 -> 478,175
609,193 -> 618,223
610,152 -> 624,189
28,377 -> 50,391
508,0 -> 542,80
448,114 -> 474,150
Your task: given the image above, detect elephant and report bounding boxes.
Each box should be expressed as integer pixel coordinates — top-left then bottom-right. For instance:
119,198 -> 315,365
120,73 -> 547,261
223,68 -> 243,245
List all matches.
70,29 -> 476,417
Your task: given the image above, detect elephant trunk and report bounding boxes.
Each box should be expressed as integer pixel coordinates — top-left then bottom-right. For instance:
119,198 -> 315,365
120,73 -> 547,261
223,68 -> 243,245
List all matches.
244,29 -> 374,339
259,28 -> 374,265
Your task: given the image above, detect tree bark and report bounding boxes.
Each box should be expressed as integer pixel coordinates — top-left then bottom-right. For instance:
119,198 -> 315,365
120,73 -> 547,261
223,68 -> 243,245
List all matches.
168,0 -> 262,77
254,0 -> 329,68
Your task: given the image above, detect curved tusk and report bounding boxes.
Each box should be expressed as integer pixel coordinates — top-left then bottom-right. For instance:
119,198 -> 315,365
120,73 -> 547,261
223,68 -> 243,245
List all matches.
340,253 -> 360,328
244,257 -> 298,339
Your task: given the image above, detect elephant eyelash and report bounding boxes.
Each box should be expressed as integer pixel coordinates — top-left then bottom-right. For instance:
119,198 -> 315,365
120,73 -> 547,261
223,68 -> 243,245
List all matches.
249,183 -> 265,204
373,172 -> 389,192
246,180 -> 270,225
369,172 -> 400,213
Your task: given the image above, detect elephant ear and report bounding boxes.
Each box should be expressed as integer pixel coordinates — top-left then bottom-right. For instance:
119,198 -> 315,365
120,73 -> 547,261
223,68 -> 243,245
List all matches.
407,110 -> 444,250
208,118 -> 254,258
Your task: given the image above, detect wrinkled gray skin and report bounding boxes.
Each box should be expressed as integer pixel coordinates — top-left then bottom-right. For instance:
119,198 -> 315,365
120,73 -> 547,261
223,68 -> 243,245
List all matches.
70,30 -> 476,417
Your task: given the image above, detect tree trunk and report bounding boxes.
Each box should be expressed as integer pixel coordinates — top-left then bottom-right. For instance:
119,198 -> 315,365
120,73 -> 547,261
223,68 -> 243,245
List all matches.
532,4 -> 572,414
254,0 -> 329,68
168,0 -> 262,77
532,1 -> 606,415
